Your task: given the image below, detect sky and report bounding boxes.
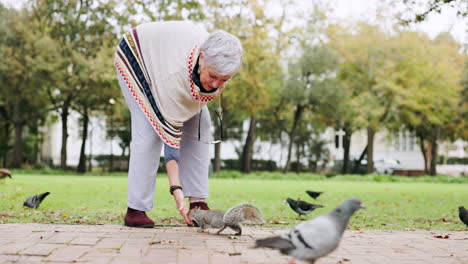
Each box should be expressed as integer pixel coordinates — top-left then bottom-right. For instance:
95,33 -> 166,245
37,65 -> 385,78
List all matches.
325,0 -> 467,44
1,0 -> 466,44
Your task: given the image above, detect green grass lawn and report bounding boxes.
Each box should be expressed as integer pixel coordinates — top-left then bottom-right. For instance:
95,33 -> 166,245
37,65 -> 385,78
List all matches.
0,172 -> 467,231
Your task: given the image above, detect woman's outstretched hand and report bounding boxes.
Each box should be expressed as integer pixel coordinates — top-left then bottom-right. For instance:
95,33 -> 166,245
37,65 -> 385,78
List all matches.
172,189 -> 193,226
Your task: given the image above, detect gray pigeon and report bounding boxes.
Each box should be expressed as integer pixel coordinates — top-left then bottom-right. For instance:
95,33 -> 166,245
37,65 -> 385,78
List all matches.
23,192 -> 50,209
286,198 -> 324,217
256,197 -> 365,264
0,168 -> 12,180
459,206 -> 468,227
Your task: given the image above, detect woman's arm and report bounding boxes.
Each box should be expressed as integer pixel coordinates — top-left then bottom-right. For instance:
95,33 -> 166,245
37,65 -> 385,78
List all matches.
165,146 -> 192,225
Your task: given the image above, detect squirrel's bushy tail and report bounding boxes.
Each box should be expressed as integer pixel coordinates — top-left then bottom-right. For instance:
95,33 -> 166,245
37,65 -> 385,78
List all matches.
223,203 -> 264,225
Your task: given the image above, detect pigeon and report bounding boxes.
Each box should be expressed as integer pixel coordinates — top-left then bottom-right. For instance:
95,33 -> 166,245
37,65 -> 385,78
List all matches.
306,190 -> 323,200
23,192 -> 50,209
256,197 -> 365,264
459,206 -> 468,227
0,168 -> 12,179
286,198 -> 324,217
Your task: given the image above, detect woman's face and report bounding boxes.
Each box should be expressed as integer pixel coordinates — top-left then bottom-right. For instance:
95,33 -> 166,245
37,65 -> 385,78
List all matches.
198,52 -> 232,91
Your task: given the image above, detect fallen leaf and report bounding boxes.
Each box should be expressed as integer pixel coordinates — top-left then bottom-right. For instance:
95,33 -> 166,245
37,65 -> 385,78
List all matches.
354,227 -> 361,231
229,252 -> 241,256
271,220 -> 289,225
150,240 -> 176,244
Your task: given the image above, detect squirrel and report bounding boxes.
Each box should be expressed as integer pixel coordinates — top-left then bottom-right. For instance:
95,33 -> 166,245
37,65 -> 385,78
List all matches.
188,203 -> 263,235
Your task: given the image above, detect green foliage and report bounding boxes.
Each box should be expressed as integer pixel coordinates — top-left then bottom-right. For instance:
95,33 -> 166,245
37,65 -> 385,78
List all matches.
0,6 -> 56,166
438,156 -> 468,165
211,171 -> 468,184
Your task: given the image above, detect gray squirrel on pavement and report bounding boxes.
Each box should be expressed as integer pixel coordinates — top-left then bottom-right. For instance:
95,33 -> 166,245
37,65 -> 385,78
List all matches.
188,203 -> 263,235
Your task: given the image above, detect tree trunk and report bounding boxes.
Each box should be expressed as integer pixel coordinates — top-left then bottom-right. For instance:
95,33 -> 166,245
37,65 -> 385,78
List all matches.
214,143 -> 221,172
429,127 -> 440,176
1,121 -> 11,168
213,109 -> 223,172
60,98 -> 71,170
77,109 -> 89,173
353,145 -> 367,174
342,126 -> 352,174
12,99 -> 23,168
418,135 -> 428,173
283,105 -> 304,172
241,117 -> 256,173
420,135 -> 434,174
295,142 -> 301,173
366,127 -> 375,174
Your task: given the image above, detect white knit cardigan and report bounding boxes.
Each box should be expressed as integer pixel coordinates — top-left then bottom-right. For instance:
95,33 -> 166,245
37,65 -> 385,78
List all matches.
114,21 -> 224,148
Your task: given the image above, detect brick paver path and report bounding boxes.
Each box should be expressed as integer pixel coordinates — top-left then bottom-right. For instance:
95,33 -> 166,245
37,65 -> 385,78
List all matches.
0,223 -> 466,264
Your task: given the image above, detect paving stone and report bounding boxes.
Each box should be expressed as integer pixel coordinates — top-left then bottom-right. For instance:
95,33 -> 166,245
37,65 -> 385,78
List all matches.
119,242 -> 150,256
77,256 -> 113,264
44,233 -> 78,244
0,242 -> 36,254
69,236 -> 101,245
0,254 -> 20,263
3,255 -> 46,264
94,237 -> 124,249
85,247 -> 121,257
178,248 -> 210,264
144,248 -> 177,263
44,245 -> 91,262
19,243 -> 61,256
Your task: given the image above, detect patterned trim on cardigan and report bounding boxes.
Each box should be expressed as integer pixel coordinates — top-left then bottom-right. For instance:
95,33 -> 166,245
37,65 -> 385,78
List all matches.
115,59 -> 180,148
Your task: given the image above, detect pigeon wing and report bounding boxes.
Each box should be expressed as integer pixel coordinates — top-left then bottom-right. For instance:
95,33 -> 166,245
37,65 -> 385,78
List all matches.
23,196 -> 36,208
289,215 -> 342,261
297,200 -> 313,211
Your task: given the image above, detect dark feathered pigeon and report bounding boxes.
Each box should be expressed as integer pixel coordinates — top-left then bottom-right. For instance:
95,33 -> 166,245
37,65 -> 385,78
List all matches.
306,190 -> 323,200
459,206 -> 468,227
23,192 -> 50,209
287,198 -> 324,217
0,168 -> 12,180
255,197 -> 365,264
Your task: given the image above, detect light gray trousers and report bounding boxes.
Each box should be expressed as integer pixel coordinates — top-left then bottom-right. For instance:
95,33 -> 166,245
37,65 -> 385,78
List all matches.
118,74 -> 211,212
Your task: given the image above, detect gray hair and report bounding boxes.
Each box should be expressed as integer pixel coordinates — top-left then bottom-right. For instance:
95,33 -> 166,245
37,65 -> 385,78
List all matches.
199,30 -> 243,76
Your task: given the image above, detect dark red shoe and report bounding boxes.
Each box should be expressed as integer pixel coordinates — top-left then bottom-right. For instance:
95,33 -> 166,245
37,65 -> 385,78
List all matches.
124,207 -> 155,228
189,201 -> 210,210
189,202 -> 210,227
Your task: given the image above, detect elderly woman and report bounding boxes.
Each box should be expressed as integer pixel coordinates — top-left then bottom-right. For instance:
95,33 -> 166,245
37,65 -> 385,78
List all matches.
114,21 -> 243,228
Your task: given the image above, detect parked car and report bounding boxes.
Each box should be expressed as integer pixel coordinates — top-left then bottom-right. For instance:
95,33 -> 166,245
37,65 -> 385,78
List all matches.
374,159 -> 401,174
